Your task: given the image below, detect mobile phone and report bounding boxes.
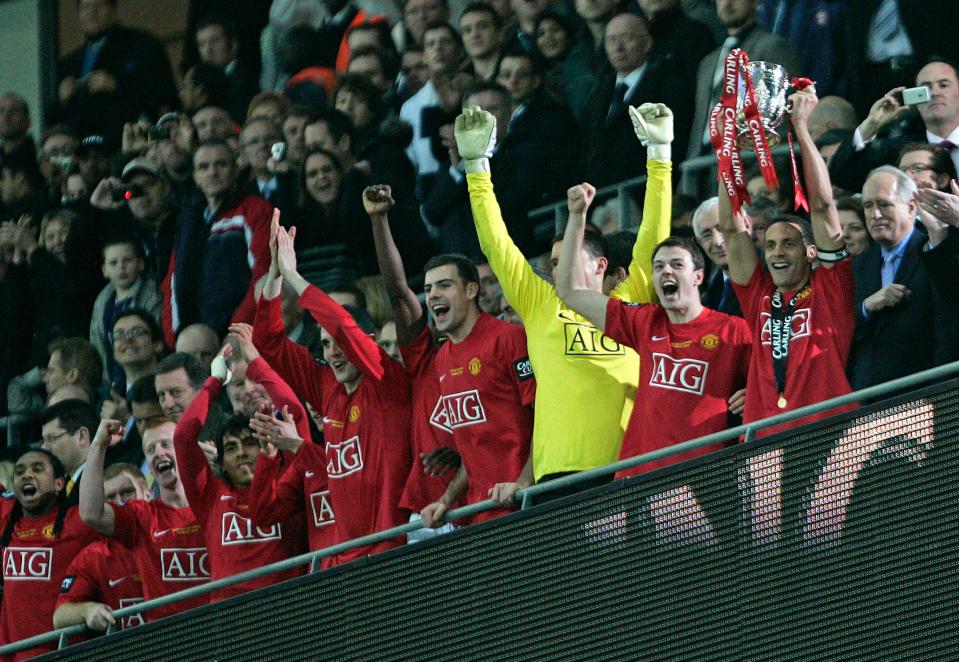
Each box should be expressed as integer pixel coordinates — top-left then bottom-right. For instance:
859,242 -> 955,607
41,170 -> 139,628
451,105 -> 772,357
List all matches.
112,184 -> 146,202
901,86 -> 931,106
271,142 -> 287,162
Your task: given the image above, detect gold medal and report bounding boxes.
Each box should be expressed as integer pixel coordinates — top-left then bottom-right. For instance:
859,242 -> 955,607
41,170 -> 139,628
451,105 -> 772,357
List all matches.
777,396 -> 788,409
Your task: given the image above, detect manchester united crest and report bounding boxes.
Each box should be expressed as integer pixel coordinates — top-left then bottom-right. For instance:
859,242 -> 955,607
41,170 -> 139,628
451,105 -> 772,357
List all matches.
348,405 -> 361,422
700,334 -> 720,350
42,523 -> 56,540
469,357 -> 482,375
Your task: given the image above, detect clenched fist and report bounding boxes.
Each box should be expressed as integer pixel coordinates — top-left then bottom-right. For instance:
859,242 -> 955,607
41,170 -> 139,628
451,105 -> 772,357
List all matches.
454,107 -> 496,171
629,103 -> 673,161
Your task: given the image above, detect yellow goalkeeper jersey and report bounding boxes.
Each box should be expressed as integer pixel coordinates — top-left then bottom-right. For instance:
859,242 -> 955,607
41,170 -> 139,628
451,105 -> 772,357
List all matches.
467,160 -> 672,481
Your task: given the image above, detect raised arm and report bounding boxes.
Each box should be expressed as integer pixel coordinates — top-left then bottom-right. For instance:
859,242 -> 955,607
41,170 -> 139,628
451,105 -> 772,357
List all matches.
79,419 -> 125,536
717,165 -> 758,286
275,225 -> 388,382
790,88 -> 844,255
458,107 -> 552,318
365,184 -> 425,345
555,184 -> 611,332
613,104 -> 674,303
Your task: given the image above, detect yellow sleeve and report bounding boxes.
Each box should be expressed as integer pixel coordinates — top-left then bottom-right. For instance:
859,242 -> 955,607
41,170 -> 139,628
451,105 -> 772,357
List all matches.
467,171 -> 552,318
611,159 -> 673,303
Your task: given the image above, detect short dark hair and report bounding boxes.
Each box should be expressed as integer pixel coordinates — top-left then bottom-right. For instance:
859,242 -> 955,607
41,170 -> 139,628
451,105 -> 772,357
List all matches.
424,253 -> 481,289
835,196 -> 864,221
602,230 -> 637,276
113,308 -> 164,344
767,215 -> 815,246
101,236 -> 144,259
898,142 -> 958,180
551,225 -> 605,260
310,109 -> 354,143
424,21 -> 463,48
185,64 -> 231,109
652,236 -> 705,271
334,73 -> 383,115
47,337 -> 103,390
460,1 -> 502,28
128,374 -> 159,405
194,137 -> 235,160
918,56 -> 959,83
462,80 -> 512,108
40,399 -> 99,439
216,413 -> 255,467
195,13 -> 238,43
155,352 -> 208,388
350,45 -> 400,81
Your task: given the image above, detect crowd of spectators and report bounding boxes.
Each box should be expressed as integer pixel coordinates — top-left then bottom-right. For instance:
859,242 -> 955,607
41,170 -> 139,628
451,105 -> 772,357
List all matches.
2,0 -> 959,654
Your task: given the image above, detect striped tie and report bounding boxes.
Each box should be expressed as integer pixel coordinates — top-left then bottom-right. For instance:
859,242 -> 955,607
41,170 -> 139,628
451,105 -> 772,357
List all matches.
873,0 -> 902,43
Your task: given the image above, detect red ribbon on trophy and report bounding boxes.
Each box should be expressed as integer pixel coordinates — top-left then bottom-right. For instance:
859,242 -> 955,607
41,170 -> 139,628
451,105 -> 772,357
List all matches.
787,76 -> 813,213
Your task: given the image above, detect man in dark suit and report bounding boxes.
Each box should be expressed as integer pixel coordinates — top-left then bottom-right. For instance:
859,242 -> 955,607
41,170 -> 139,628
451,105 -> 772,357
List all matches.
56,0 -> 178,143
687,0 -> 799,162
828,59 -> 959,195
849,165 -> 959,389
692,196 -> 743,317
639,0 -> 716,86
194,15 -> 259,124
582,12 -> 693,189
39,400 -> 99,507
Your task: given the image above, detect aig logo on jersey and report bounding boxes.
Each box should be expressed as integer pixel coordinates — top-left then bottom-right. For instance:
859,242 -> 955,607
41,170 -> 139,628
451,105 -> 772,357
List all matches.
221,513 -> 282,545
310,490 -> 335,527
649,353 -> 709,395
760,309 -> 812,345
3,547 -> 52,580
160,548 -> 210,581
430,390 -> 487,433
326,436 -> 364,478
563,322 -> 625,356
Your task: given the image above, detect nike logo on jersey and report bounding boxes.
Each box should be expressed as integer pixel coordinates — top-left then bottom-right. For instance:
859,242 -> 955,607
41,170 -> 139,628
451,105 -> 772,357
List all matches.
305,471 -> 315,478
152,529 -> 170,538
220,495 -> 236,502
108,577 -> 127,587
652,335 -> 668,341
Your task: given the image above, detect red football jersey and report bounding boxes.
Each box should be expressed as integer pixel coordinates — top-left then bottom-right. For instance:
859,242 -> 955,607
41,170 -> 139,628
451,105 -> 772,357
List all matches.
174,378 -> 307,601
432,313 -> 535,522
252,288 -> 412,565
0,502 -> 101,661
605,301 -> 751,476
398,327 -> 456,512
55,539 -> 144,630
111,499 -> 209,619
733,259 -> 857,435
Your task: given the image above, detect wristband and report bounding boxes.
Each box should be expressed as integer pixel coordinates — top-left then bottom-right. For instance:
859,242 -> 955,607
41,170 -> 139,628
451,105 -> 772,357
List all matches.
815,245 -> 849,263
463,158 -> 490,174
646,143 -> 671,162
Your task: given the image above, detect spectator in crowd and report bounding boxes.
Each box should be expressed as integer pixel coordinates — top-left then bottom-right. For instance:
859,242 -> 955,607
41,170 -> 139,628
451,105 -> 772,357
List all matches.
836,197 -> 873,257
36,125 -> 79,208
80,418 -> 212,620
0,93 -> 36,163
400,21 -> 469,198
47,384 -> 95,406
348,45 -> 398,100
8,337 -> 102,421
718,87 -> 854,434
897,142 -> 958,192
56,0 -> 178,141
0,447 -> 102,658
460,2 -> 504,81
40,399 -> 99,506
195,14 -> 259,123
253,218 -> 412,563
247,92 -> 292,126
172,349 -> 306,600
154,352 -> 209,425
829,59 -> 959,193
639,0 -> 716,85
844,0 -> 959,118
688,0 -> 799,161
695,197 -> 741,318
107,309 -> 164,396
175,324 -> 220,369
557,189 -> 750,475
583,13 -> 693,188
533,10 -> 576,98
848,165 -> 959,389
53,461 -> 148,632
563,0 -> 618,121
179,64 -> 232,117
90,158 -> 179,283
454,103 -> 671,500
89,242 -> 162,385
282,106 -> 312,170
76,135 -> 113,195
0,152 -> 44,224
124,375 -> 166,467
191,105 -> 236,143
238,117 -> 293,208
395,0 -> 451,53
162,140 -> 273,346
476,259 -> 501,315
397,48 -> 431,104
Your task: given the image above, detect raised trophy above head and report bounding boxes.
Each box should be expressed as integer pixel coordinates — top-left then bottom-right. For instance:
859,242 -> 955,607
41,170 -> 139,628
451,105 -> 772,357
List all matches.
736,60 -> 790,150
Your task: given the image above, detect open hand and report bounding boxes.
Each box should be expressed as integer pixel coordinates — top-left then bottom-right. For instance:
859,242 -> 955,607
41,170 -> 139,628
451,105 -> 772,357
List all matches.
454,107 -> 496,160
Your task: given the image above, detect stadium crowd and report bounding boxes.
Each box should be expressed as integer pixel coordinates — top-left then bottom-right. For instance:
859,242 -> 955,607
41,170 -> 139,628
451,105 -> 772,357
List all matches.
1,0 -> 959,655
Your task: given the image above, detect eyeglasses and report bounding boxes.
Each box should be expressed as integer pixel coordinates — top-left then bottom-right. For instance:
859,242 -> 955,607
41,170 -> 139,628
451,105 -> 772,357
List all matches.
902,164 -> 938,174
42,431 -> 70,447
112,327 -> 150,342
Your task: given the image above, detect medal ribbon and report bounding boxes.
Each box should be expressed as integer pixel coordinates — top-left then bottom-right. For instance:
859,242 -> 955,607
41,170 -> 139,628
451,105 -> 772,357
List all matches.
769,285 -> 810,399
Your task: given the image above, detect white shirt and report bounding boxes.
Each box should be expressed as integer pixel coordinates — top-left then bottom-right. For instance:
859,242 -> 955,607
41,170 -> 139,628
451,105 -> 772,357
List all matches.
852,123 -> 959,176
616,64 -> 647,104
399,80 -> 441,177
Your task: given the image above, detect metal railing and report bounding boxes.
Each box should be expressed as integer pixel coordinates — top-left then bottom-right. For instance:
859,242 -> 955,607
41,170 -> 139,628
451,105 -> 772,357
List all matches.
528,175 -> 649,245
678,144 -> 794,198
4,359 -> 959,657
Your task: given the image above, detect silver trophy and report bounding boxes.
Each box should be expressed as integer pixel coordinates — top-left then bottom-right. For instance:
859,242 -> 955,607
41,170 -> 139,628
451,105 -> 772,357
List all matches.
736,61 -> 790,150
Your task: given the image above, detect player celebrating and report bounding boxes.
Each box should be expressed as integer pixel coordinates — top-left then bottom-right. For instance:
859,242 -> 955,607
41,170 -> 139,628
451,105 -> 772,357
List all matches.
557,184 -> 751,475
719,86 -> 855,432
456,103 -> 672,500
79,418 -> 210,620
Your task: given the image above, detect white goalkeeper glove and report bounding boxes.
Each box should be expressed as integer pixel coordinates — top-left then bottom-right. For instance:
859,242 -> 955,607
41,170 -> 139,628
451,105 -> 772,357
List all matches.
211,355 -> 232,385
629,103 -> 673,161
454,107 -> 496,173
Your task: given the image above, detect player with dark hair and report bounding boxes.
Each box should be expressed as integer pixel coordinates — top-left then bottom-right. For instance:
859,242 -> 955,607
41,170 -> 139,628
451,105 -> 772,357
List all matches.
252,216 -> 412,564
558,184 -> 751,475
0,448 -> 102,659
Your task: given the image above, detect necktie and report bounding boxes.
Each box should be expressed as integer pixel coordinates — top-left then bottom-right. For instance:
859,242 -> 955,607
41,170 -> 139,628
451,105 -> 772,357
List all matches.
939,140 -> 957,151
606,82 -> 629,125
881,252 -> 900,287
872,0 -> 902,43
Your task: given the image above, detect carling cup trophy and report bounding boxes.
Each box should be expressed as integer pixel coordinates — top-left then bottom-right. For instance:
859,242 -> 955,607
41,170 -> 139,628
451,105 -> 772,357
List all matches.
736,60 -> 790,150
